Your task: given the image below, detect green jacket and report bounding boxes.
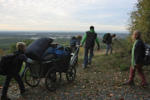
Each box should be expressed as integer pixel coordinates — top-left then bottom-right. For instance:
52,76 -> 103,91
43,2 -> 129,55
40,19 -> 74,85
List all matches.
81,30 -> 100,47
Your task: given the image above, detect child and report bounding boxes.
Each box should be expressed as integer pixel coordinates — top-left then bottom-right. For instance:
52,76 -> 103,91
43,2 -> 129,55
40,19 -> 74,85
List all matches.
1,42 -> 32,100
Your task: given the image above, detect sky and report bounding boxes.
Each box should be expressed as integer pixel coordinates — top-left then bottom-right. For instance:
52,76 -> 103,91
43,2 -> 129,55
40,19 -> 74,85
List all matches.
0,0 -> 137,32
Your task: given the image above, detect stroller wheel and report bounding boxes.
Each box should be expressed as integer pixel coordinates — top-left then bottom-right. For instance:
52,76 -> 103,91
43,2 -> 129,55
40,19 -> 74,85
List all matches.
66,66 -> 76,82
24,67 -> 40,87
45,68 -> 57,91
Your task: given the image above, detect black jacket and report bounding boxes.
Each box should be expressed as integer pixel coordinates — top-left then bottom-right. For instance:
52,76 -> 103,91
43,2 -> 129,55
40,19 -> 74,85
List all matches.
7,51 -> 27,75
134,39 -> 145,65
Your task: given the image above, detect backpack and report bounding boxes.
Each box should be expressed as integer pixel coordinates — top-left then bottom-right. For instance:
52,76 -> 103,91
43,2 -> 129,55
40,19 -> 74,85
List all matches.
144,44 -> 150,65
103,33 -> 111,43
85,31 -> 97,48
0,54 -> 18,75
55,45 -> 71,56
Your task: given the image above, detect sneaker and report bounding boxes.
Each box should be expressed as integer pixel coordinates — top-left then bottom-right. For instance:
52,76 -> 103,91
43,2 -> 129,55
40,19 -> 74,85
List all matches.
1,96 -> 11,100
122,81 -> 135,86
82,64 -> 87,69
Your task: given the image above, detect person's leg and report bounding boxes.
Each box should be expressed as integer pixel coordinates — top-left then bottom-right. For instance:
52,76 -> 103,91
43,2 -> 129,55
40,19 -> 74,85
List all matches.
123,66 -> 135,85
110,44 -> 112,54
83,48 -> 89,68
88,47 -> 94,65
136,65 -> 147,86
128,67 -> 136,82
106,44 -> 110,55
1,75 -> 12,99
14,74 -> 25,94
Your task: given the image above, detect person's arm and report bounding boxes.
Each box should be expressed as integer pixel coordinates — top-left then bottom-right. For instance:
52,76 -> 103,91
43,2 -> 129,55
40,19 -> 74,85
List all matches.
19,54 -> 34,64
95,37 -> 100,49
81,33 -> 87,46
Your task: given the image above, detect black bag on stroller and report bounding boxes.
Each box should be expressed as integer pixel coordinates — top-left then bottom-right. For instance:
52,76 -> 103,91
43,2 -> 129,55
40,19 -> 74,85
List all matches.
42,45 -> 71,71
26,38 -> 53,60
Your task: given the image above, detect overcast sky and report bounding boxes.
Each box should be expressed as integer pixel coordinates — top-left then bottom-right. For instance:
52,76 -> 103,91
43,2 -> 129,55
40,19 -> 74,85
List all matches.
0,0 -> 137,32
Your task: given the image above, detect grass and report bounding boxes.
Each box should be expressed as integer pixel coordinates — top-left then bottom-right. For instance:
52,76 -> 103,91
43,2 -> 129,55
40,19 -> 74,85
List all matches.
1,39 -> 150,99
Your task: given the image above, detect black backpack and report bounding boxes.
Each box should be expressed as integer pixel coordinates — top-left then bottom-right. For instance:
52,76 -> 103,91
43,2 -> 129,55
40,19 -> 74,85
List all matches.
0,54 -> 18,75
103,33 -> 111,43
85,31 -> 97,48
144,44 -> 150,65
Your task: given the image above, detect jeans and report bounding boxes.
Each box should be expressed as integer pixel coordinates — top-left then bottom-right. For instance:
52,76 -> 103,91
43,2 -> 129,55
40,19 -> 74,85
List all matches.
1,74 -> 25,97
106,44 -> 112,55
83,47 -> 94,68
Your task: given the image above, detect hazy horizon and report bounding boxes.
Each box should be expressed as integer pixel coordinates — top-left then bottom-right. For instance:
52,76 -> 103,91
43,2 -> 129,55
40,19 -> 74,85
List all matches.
0,30 -> 129,34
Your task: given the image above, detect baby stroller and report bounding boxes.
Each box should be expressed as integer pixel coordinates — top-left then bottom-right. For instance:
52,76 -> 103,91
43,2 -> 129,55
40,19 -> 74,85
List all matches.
22,38 -> 78,91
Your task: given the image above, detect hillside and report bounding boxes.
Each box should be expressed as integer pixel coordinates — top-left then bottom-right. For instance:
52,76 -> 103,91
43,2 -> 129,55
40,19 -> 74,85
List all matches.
0,47 -> 150,100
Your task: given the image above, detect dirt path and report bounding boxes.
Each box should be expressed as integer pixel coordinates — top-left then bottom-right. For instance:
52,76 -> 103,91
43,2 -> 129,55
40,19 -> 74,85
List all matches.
1,51 -> 150,100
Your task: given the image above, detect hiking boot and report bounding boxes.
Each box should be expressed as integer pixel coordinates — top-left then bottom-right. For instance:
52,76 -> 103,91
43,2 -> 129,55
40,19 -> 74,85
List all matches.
82,64 -> 87,69
21,89 -> 25,95
122,80 -> 135,86
141,83 -> 148,87
1,96 -> 11,100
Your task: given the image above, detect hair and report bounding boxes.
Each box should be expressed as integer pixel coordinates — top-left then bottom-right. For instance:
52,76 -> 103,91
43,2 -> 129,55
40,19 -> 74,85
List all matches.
16,42 -> 26,51
112,34 -> 116,37
72,36 -> 76,39
90,26 -> 94,30
76,35 -> 82,40
134,30 -> 141,39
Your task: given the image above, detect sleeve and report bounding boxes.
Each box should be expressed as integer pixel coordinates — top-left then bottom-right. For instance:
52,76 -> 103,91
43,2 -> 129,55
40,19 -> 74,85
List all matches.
81,33 -> 87,45
95,37 -> 100,48
19,54 -> 27,62
19,54 -> 34,63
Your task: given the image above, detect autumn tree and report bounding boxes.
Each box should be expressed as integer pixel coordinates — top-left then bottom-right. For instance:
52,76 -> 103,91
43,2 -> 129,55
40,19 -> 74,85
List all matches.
129,0 -> 150,43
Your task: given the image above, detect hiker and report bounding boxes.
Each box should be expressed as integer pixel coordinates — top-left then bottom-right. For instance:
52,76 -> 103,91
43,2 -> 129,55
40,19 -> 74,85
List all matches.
70,35 -> 82,52
103,33 -> 116,55
76,35 -> 82,46
70,36 -> 78,52
123,31 -> 148,87
81,26 -> 100,68
0,42 -> 33,100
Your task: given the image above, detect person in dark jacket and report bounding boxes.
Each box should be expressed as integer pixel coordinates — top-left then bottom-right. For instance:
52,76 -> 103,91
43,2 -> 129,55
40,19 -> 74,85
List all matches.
1,42 -> 33,100
70,36 -> 78,52
81,26 -> 100,68
105,33 -> 116,55
123,31 -> 148,87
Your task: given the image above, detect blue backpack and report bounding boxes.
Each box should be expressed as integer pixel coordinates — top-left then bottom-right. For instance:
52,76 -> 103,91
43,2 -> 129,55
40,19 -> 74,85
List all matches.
43,45 -> 70,57
55,45 -> 70,56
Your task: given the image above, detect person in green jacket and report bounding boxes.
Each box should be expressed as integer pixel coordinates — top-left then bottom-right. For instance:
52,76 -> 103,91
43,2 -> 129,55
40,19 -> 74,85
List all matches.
81,26 -> 100,68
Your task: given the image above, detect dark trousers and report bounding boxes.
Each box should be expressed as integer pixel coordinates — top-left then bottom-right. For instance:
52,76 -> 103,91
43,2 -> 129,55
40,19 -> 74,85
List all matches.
83,47 -> 94,68
1,74 -> 25,97
129,65 -> 147,85
106,44 -> 112,55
